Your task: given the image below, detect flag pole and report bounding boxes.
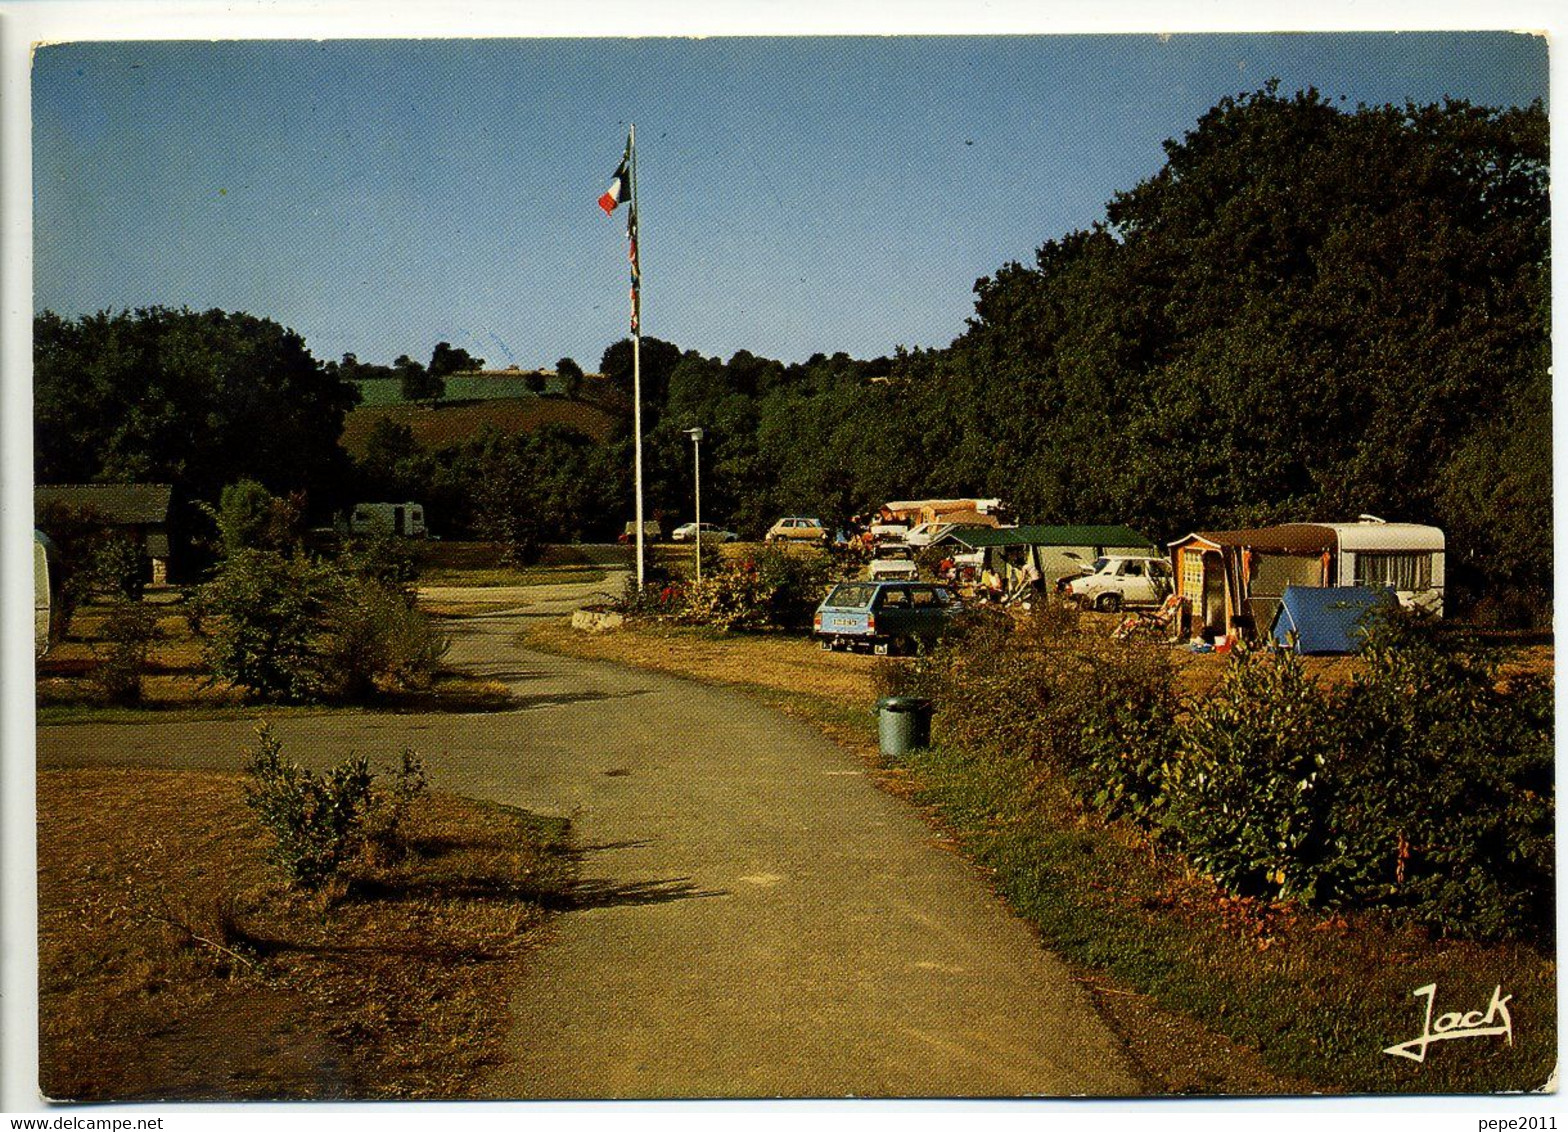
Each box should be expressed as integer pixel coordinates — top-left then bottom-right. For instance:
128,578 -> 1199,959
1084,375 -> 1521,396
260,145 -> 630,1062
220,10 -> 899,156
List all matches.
629,123 -> 645,588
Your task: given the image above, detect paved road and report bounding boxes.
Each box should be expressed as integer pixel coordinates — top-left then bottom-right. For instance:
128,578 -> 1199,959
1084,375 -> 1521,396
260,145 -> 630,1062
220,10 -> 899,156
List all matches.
37,584 -> 1141,1098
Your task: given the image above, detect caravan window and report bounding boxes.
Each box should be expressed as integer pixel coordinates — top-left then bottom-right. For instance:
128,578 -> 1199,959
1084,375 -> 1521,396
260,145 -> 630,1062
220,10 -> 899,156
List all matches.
1355,552 -> 1432,591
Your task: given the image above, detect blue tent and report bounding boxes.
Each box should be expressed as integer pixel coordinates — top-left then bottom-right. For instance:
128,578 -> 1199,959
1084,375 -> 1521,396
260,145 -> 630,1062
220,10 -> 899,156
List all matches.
1268,585 -> 1394,655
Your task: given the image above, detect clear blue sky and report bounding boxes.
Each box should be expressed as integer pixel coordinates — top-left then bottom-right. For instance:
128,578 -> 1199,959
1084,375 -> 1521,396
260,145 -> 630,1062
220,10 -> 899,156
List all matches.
32,34 -> 1548,370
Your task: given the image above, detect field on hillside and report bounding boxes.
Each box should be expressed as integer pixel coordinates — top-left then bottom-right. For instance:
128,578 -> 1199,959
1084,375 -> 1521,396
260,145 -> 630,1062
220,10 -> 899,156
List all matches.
355,375 -> 583,405
341,396 -> 620,455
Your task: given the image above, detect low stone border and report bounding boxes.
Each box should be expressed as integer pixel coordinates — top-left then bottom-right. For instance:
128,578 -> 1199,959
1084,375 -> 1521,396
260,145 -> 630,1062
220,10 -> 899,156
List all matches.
571,608 -> 624,633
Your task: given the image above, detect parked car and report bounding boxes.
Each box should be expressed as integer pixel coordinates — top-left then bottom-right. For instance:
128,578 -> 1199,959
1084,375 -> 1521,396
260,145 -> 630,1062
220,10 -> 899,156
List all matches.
1064,555 -> 1174,612
867,542 -> 919,581
618,520 -> 663,544
814,580 -> 960,655
671,522 -> 738,543
868,519 -> 911,544
766,516 -> 828,544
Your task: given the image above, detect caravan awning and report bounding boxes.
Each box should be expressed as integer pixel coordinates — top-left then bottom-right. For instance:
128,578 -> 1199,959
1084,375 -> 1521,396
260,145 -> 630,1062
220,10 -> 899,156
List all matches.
1170,524 -> 1336,556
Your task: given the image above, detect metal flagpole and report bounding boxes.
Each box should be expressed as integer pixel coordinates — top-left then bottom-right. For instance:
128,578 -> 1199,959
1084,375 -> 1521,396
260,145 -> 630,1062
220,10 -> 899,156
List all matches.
630,124 -> 645,588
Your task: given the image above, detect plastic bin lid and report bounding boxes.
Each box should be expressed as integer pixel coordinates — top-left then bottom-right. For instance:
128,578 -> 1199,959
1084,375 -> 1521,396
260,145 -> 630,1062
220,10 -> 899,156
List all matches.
877,695 -> 931,712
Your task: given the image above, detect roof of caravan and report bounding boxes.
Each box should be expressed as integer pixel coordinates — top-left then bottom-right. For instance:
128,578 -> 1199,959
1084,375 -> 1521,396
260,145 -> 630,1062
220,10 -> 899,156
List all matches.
1323,521 -> 1445,552
35,483 -> 173,525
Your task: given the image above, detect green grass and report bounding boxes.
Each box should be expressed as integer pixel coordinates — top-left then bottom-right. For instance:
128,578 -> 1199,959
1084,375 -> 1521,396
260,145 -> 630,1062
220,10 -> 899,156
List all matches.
353,375 -> 564,406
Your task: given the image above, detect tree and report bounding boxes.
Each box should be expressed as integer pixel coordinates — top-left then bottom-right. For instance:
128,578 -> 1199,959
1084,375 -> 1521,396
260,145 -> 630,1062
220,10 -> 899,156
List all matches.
34,307 -> 360,515
428,341 -> 483,379
599,336 -> 683,407
525,372 -> 547,395
557,357 -> 585,400
396,354 -> 443,402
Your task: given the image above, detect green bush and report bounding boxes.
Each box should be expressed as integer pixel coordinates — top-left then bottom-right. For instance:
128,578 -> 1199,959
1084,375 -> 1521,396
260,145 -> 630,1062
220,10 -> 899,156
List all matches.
893,602 -> 1179,827
241,723 -> 430,889
90,599 -> 159,704
340,532 -> 420,590
200,548 -> 446,703
1166,649 -> 1344,903
88,537 -> 148,601
317,573 -> 449,700
1167,619 -> 1553,940
894,602 -> 1551,942
200,548 -> 328,701
1333,619 -> 1554,939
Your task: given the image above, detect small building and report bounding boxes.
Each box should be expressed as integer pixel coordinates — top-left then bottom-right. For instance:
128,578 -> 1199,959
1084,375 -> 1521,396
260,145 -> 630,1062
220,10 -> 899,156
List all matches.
35,483 -> 174,585
1168,518 -> 1444,643
933,523 -> 1159,589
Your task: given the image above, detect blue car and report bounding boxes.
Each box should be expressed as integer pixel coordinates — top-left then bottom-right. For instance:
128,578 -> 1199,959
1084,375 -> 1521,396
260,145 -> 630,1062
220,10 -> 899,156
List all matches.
813,581 -> 961,655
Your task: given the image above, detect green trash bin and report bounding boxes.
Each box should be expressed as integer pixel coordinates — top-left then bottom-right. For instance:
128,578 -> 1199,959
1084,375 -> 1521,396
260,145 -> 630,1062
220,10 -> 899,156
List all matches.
877,695 -> 933,758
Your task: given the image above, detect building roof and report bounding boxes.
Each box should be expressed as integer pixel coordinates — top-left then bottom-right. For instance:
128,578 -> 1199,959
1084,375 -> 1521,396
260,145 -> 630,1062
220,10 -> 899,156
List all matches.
1170,524 -> 1337,555
939,524 -> 1155,550
35,483 -> 173,525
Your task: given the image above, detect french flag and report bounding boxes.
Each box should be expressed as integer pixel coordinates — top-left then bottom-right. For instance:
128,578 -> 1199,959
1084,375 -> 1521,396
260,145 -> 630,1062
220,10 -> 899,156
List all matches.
598,155 -> 629,215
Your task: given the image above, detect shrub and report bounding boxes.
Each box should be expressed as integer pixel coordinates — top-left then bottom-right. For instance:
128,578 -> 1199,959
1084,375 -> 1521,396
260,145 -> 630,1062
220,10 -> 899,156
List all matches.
200,549 -> 329,702
89,599 -> 159,704
340,533 -> 420,590
1166,617 -> 1554,940
317,572 -> 449,699
1332,618 -> 1554,939
200,548 -> 446,703
241,724 -> 430,889
1166,649 -> 1345,903
653,547 -> 833,633
243,723 -> 376,889
895,601 -> 1179,826
87,537 -> 148,601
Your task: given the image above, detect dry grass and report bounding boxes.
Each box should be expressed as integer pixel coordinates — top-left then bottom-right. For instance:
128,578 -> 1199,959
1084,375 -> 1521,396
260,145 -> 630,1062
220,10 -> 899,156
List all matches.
38,767 -> 571,1101
525,619 -> 878,710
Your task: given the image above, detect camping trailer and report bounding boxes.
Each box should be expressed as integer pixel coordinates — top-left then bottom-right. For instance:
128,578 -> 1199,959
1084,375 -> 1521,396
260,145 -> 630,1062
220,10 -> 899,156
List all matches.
1168,518 -> 1444,643
34,531 -> 55,657
343,502 -> 427,538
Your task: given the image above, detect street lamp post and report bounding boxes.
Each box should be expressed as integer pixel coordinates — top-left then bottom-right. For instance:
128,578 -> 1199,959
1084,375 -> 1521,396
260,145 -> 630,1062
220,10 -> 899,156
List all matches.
685,427 -> 704,584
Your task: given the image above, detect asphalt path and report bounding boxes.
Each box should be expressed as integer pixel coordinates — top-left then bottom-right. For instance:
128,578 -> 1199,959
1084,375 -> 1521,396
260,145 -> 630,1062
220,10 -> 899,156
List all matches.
36,579 -> 1141,1098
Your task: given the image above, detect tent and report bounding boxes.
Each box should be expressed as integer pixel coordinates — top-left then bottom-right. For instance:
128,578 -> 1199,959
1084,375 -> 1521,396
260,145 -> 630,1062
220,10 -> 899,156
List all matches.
1268,585 -> 1394,654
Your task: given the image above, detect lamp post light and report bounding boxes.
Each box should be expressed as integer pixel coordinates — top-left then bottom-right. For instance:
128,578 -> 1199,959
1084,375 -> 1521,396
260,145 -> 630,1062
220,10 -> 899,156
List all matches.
685,427 -> 705,583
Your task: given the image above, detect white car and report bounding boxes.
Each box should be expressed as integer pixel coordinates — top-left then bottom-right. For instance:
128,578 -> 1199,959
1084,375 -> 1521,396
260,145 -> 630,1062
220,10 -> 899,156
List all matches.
670,522 -> 737,543
1065,555 -> 1174,612
867,542 -> 919,581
